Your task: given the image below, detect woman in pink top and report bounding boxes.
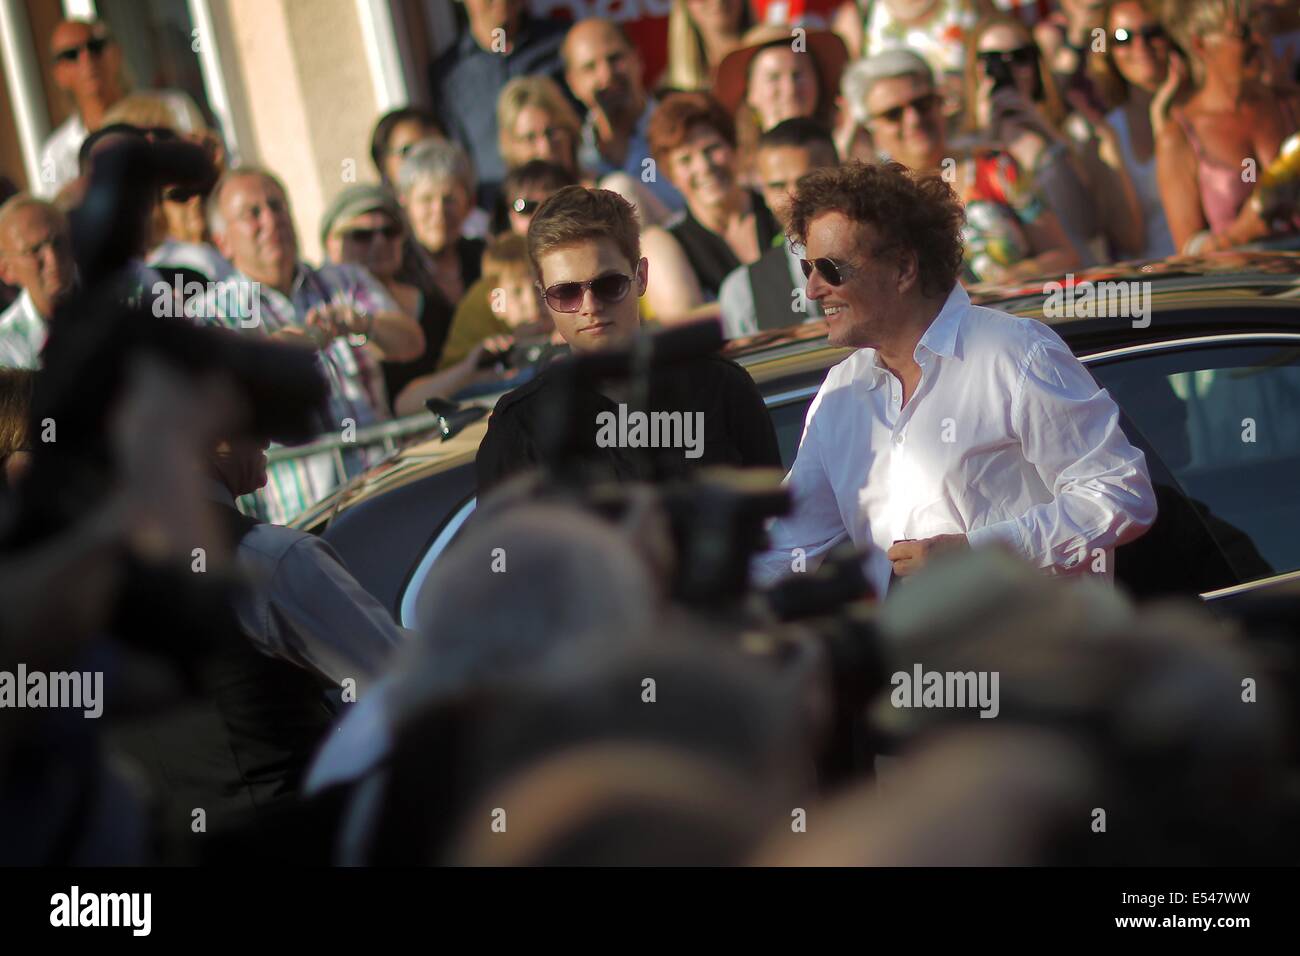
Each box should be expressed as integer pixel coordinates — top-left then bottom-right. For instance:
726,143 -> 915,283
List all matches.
1156,0 -> 1300,253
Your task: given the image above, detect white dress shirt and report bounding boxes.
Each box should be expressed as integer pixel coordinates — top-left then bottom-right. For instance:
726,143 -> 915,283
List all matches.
752,283 -> 1157,597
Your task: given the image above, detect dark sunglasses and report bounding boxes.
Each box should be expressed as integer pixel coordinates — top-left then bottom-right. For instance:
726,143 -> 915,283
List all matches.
870,92 -> 942,125
978,46 -> 1039,69
799,257 -> 857,287
1113,24 -> 1167,46
53,36 -> 110,64
342,225 -> 403,243
540,273 -> 633,312
512,197 -> 540,215
163,185 -> 204,203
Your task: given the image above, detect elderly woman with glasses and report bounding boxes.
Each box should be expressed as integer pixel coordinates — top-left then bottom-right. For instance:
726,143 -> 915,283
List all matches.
1157,0 -> 1300,253
847,49 -> 1078,284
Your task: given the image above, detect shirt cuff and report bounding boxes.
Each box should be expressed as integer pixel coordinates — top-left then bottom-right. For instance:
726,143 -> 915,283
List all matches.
966,520 -> 1027,560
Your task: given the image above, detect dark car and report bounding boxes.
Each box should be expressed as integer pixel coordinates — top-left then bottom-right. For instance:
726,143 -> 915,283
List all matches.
289,253 -> 1300,629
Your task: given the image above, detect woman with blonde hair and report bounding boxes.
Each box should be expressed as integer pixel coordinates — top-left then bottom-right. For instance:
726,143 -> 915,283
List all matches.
497,75 -> 585,177
665,0 -> 753,93
1156,0 -> 1300,252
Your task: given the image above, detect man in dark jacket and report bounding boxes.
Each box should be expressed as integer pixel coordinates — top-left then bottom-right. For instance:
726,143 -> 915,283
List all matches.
476,186 -> 782,492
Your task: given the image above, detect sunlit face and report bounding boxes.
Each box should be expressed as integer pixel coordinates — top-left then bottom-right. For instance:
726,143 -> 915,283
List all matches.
384,120 -> 442,184
865,73 -> 944,171
489,264 -> 542,330
509,106 -> 577,171
746,46 -> 820,130
213,173 -> 298,286
1109,2 -> 1170,92
328,210 -> 404,279
0,205 -> 77,317
665,124 -> 738,211
977,24 -> 1041,108
755,144 -> 833,230
564,23 -> 642,119
161,186 -> 208,244
50,21 -> 121,105
535,239 -> 647,353
802,212 -> 906,350
403,175 -> 469,254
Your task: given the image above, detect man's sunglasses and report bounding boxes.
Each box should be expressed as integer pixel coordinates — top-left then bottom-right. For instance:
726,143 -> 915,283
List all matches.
540,273 -> 633,312
870,92 -> 942,125
978,46 -> 1039,69
512,197 -> 540,215
1113,25 -> 1167,46
799,257 -> 856,287
342,225 -> 402,243
54,36 -> 110,64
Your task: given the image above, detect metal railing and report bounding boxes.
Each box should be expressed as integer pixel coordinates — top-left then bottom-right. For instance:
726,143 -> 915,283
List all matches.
264,410 -> 445,487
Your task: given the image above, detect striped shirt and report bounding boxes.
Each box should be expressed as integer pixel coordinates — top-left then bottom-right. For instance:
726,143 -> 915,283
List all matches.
0,291 -> 49,369
201,262 -> 397,524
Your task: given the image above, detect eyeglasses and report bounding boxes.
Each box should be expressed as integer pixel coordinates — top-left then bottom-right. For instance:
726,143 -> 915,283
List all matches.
53,36 -> 110,64
869,92 -> 942,125
539,273 -> 634,312
977,46 -> 1039,69
799,257 -> 857,287
1113,25 -> 1167,46
512,198 -> 540,215
341,225 -> 402,244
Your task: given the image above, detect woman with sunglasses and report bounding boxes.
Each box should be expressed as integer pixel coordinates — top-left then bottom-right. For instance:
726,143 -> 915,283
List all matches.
476,186 -> 781,493
1157,0 -> 1300,253
963,13 -> 1121,266
1083,0 -> 1184,259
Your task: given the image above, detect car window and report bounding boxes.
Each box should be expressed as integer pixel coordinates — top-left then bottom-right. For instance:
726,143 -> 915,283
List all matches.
1091,343 -> 1300,592
768,398 -> 815,470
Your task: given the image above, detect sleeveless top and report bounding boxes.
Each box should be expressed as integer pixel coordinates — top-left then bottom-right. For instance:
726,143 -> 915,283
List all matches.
1106,106 -> 1176,260
669,191 -> 781,302
1172,96 -> 1300,237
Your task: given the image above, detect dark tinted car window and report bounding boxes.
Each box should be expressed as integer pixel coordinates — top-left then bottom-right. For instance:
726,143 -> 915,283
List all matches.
1092,343 -> 1300,594
768,397 -> 815,470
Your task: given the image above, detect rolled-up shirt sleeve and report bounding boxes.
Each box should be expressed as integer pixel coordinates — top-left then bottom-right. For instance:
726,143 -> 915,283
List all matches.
965,336 -> 1157,572
750,392 -> 850,587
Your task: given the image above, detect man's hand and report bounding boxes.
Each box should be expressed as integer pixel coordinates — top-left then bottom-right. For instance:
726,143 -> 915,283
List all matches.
887,534 -> 970,578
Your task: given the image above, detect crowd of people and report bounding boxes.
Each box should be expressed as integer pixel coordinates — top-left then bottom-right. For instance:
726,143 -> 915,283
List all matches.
0,2 -> 1298,868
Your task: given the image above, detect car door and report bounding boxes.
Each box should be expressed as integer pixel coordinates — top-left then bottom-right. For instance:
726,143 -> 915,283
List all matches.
1085,335 -> 1300,599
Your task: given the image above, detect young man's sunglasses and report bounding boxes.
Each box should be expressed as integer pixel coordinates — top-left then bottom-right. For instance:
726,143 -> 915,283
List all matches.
540,273 -> 633,312
870,92 -> 942,125
342,225 -> 403,243
54,36 -> 110,64
978,46 -> 1039,69
512,197 -> 540,215
800,257 -> 857,287
1113,25 -> 1167,46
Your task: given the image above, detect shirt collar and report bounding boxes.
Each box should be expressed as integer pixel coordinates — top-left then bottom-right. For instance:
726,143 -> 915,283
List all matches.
915,282 -> 969,362
204,476 -> 237,509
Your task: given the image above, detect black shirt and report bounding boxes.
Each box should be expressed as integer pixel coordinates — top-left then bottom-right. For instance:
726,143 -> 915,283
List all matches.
476,353 -> 782,493
669,190 -> 782,301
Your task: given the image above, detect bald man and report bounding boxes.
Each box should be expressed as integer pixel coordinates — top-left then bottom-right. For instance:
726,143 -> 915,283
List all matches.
37,20 -> 126,198
562,19 -> 683,215
0,196 -> 77,368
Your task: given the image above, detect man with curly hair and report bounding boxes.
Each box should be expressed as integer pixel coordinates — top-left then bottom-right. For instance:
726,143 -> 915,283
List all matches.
752,161 -> 1156,595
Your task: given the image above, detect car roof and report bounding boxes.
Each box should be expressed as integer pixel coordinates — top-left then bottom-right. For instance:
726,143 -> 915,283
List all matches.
293,253 -> 1300,530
